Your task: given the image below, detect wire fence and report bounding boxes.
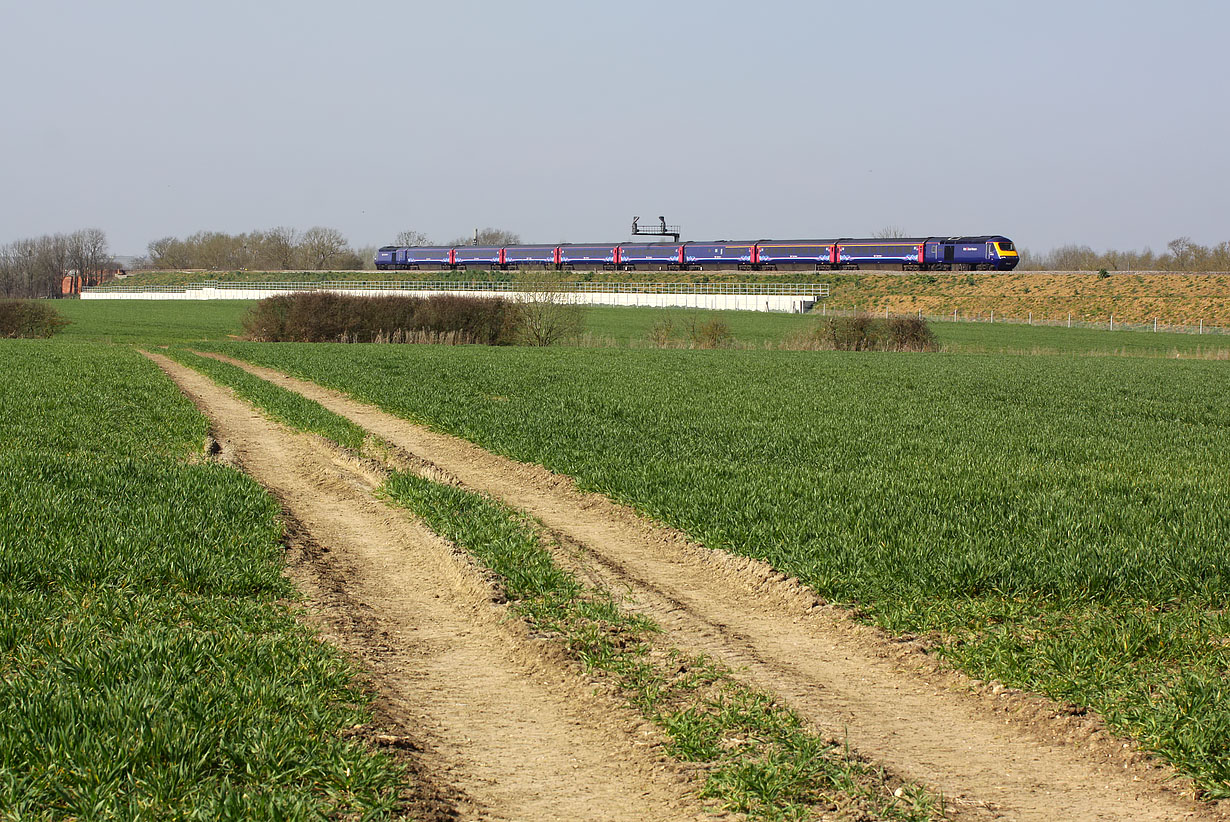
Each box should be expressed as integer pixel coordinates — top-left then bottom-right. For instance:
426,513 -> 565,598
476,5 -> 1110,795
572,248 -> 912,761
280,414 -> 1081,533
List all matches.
84,280 -> 832,297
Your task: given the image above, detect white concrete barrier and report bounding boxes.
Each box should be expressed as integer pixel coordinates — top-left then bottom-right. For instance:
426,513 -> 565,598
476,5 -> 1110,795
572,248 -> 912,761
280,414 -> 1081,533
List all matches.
82,282 -> 826,313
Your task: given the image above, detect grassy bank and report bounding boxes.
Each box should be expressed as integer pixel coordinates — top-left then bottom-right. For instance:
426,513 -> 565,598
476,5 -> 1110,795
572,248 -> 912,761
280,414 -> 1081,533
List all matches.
823,271 -> 1230,327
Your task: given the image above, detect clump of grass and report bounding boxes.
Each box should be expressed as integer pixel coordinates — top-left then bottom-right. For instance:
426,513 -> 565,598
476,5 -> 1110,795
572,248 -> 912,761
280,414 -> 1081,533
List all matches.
689,318 -> 734,349
790,312 -> 937,351
381,472 -> 943,821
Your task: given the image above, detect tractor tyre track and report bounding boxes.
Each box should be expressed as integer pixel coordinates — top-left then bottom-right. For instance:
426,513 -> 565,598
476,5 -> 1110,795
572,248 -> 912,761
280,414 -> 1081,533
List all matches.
144,352 -> 720,822
204,352 -> 1227,822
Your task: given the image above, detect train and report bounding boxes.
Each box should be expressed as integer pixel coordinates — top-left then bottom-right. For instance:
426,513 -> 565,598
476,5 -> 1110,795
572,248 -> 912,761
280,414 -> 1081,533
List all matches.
375,235 -> 1019,272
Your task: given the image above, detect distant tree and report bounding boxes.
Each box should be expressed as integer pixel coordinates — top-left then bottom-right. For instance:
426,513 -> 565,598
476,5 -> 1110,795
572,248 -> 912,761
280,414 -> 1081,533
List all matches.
1046,244 -> 1100,271
255,226 -> 299,270
298,226 -> 350,270
4,239 -> 40,297
66,228 -> 110,291
180,231 -> 249,271
0,244 -> 16,297
1167,236 -> 1196,270
35,234 -> 70,298
395,230 -> 431,246
447,227 -> 521,246
354,245 -> 378,270
873,226 -> 909,238
148,236 -> 191,269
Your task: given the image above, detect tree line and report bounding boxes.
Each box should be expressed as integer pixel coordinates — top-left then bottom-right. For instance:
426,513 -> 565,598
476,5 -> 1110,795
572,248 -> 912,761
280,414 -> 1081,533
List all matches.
0,225 -> 525,298
0,229 -> 112,299
141,226 -> 522,272
1017,237 -> 1230,272
146,227 -> 368,271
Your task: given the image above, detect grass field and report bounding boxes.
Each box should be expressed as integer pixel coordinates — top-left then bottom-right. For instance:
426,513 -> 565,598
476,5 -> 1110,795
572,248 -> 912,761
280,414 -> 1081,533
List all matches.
54,298 -> 1230,358
164,345 -> 943,819
0,341 -> 405,817
203,341 -> 1230,796
16,299 -> 1230,806
54,299 -> 253,343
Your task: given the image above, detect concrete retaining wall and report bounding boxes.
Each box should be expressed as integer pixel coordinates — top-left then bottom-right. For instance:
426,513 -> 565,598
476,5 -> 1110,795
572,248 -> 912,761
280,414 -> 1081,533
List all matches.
81,286 -> 818,313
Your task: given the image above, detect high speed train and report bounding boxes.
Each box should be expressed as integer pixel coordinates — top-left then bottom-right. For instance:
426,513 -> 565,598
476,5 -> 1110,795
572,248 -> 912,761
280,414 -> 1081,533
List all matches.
375,235 -> 1018,272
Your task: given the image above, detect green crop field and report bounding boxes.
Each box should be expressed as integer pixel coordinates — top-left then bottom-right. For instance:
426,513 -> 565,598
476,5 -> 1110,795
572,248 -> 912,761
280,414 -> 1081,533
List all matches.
55,300 -> 820,348
203,340 -> 1230,796
0,341 -> 405,818
54,297 -> 1230,357
14,298 -> 1230,809
54,299 -> 253,343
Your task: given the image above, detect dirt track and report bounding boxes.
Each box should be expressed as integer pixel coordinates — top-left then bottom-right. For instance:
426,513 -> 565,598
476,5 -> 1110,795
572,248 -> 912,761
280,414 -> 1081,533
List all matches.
193,351 -> 1227,822
145,352 -> 721,822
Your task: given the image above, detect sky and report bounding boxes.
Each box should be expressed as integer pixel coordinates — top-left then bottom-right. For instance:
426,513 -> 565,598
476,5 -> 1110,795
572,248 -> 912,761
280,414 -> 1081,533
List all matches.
1,0 -> 1227,256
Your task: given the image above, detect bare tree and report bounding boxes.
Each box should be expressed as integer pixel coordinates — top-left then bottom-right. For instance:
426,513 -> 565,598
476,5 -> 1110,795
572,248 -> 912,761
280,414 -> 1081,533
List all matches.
447,227 -> 521,246
7,238 -> 40,297
354,245 -> 379,270
873,226 -> 909,238
255,226 -> 299,270
0,244 -> 15,297
513,270 -> 585,346
298,226 -> 350,270
395,230 -> 431,246
148,236 -> 191,269
181,231 -> 249,271
35,234 -> 71,298
1167,236 -> 1196,270
66,228 -> 111,291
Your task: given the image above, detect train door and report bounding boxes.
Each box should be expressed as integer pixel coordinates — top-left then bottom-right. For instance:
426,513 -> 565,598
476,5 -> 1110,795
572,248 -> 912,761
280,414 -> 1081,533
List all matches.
943,245 -> 954,265
926,243 -> 939,266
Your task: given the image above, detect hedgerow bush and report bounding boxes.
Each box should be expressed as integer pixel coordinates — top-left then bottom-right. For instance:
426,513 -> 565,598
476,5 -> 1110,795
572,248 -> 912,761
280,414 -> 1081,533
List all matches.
241,293 -> 518,344
0,299 -> 70,338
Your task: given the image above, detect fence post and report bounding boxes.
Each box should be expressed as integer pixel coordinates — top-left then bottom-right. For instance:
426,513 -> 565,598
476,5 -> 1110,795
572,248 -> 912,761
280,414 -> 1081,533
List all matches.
953,308 -> 957,322
990,310 -> 994,323
1200,319 -> 1204,334
1110,313 -> 1114,331
1154,317 -> 1157,333
1068,313 -> 1072,328
1029,311 -> 1032,325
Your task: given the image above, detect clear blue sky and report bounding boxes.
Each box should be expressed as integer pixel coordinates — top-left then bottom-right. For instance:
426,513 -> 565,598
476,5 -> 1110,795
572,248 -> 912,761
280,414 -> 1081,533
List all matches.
1,0 -> 1226,255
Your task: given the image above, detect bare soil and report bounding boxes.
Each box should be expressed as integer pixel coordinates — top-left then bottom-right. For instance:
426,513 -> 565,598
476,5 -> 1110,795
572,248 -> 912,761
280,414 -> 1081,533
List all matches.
144,352 -> 724,822
203,351 -> 1229,822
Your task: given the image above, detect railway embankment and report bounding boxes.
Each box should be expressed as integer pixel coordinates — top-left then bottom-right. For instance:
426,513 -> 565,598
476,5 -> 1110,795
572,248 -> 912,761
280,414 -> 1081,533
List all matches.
99,270 -> 1230,327
825,271 -> 1230,327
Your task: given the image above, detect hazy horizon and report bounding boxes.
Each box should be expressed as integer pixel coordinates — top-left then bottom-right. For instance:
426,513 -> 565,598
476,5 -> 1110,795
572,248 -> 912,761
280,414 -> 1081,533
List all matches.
3,1 -> 1227,256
